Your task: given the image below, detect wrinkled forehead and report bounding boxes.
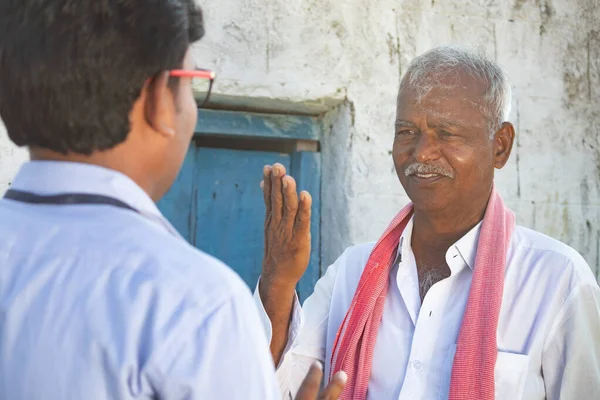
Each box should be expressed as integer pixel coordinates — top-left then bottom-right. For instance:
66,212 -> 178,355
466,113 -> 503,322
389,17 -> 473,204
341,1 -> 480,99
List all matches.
396,69 -> 488,130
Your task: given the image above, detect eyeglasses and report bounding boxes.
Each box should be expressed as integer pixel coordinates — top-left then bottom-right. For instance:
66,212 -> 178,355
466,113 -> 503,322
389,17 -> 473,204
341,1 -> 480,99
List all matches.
169,68 -> 215,108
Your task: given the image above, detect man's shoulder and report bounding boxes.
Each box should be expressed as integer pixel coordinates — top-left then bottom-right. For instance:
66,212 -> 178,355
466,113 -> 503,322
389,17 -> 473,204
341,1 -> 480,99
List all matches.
325,241 -> 378,283
512,225 -> 588,266
336,242 -> 377,267
115,223 -> 249,307
511,225 -> 596,284
343,241 -> 378,256
12,205 -> 253,312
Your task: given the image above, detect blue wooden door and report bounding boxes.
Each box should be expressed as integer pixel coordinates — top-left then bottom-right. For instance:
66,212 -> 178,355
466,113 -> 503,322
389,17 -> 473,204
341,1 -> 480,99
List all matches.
158,110 -> 321,302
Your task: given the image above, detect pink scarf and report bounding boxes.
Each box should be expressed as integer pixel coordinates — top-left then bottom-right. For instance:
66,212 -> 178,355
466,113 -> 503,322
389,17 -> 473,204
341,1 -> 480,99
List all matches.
329,188 -> 515,400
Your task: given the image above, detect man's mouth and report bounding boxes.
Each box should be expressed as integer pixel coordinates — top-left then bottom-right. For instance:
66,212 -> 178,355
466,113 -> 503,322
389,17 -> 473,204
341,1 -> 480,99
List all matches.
413,173 -> 440,179
404,163 -> 455,180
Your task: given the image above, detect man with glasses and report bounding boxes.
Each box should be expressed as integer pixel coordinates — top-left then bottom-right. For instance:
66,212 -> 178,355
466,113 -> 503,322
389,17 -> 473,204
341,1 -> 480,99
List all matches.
0,1 -> 345,399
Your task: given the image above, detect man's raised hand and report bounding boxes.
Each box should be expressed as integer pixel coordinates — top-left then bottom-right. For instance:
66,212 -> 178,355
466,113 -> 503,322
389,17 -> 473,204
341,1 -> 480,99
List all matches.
260,163 -> 312,295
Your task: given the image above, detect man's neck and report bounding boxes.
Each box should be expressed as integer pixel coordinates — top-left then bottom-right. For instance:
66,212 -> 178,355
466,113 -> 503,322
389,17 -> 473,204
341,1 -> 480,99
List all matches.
411,188 -> 491,253
28,147 -> 160,201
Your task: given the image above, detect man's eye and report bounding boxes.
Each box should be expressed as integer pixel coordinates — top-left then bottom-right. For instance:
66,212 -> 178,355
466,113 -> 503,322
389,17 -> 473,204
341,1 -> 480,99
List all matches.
396,129 -> 416,136
440,130 -> 454,137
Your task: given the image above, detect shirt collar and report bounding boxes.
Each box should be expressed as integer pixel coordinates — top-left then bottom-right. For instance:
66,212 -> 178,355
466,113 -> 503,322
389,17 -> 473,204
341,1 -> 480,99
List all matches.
397,215 -> 483,271
9,161 -> 163,219
453,221 -> 482,270
396,216 -> 414,261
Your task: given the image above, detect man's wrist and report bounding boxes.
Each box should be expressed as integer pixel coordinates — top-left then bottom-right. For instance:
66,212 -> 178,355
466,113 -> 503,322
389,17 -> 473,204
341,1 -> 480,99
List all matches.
259,275 -> 297,307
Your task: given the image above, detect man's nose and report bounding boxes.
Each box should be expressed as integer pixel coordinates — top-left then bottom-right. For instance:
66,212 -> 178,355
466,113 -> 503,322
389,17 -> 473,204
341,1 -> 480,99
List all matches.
413,131 -> 441,164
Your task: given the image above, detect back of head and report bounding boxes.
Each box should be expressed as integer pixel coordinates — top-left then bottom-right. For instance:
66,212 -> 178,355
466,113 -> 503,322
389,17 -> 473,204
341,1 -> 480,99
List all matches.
0,0 -> 204,155
400,45 -> 512,136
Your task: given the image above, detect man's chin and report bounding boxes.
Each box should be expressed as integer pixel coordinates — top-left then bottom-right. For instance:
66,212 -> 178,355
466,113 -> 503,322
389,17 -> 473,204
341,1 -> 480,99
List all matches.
411,198 -> 448,213
404,187 -> 450,212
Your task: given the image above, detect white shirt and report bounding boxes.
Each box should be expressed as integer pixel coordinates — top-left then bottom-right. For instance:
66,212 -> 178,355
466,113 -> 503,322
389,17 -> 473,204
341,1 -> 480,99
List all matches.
0,161 -> 280,400
255,217 -> 600,399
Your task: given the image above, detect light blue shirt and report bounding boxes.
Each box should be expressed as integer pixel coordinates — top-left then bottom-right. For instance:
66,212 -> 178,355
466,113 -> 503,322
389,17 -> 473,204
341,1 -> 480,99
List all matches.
0,161 -> 280,399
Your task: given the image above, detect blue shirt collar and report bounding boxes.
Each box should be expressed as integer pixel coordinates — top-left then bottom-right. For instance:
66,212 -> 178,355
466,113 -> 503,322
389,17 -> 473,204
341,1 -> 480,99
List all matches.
9,161 -> 163,219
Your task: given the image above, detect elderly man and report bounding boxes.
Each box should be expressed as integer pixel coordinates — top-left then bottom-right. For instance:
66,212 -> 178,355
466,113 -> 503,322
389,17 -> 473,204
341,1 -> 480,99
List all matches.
257,46 -> 600,400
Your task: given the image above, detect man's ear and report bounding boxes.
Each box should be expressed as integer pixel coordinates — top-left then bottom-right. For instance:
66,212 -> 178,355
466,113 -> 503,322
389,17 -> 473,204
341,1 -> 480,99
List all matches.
143,71 -> 176,137
493,122 -> 515,169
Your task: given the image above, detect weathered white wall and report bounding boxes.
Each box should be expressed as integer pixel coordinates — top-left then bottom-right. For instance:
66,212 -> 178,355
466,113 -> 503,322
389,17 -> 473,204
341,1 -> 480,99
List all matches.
195,0 -> 600,276
0,0 -> 597,277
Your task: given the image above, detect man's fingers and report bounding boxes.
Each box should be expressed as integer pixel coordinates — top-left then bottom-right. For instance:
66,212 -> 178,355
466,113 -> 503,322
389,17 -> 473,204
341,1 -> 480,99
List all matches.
282,176 -> 299,230
295,362 -> 323,400
294,190 -> 312,239
296,364 -> 347,400
270,163 -> 286,224
262,165 -> 273,216
318,371 -> 347,400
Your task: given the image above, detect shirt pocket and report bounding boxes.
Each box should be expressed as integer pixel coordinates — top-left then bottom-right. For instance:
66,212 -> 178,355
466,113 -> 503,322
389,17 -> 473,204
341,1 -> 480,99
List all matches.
438,347 -> 530,400
494,351 -> 530,400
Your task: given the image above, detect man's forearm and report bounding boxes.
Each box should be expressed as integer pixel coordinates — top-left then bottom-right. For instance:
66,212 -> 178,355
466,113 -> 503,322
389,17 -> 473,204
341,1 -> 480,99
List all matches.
259,279 -> 297,366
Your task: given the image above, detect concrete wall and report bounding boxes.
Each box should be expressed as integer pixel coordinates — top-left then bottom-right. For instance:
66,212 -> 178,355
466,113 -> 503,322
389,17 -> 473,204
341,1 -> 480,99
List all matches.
195,0 -> 600,276
0,0 -> 598,277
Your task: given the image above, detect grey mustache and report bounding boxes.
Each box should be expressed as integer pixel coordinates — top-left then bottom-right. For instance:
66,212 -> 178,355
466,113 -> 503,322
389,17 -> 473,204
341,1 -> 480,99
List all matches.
404,163 -> 454,178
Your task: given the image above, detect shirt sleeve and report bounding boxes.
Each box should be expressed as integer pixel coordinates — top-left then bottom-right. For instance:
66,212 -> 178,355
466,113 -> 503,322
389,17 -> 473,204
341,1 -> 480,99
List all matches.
542,281 -> 600,400
253,258 -> 342,399
147,287 -> 281,400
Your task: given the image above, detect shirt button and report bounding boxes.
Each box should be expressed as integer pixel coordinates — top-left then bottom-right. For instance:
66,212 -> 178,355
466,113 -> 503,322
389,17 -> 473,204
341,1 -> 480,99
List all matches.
411,360 -> 423,371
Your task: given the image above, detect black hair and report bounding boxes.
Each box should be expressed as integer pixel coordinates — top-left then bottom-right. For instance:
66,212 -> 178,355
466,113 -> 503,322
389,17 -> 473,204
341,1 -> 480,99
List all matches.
0,0 -> 204,155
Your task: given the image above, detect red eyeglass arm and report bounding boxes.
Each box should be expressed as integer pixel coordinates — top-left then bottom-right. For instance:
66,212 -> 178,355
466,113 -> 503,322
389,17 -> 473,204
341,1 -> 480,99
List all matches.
169,70 -> 215,79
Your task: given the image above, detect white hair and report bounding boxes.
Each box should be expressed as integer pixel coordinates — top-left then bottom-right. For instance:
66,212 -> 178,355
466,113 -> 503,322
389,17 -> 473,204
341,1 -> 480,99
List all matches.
400,45 -> 512,137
